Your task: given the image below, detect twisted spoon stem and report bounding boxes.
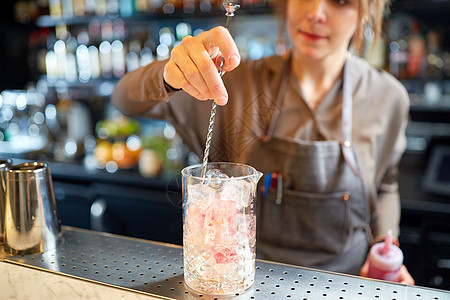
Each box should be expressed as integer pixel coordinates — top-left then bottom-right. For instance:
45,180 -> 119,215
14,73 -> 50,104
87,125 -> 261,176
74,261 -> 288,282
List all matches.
201,3 -> 239,178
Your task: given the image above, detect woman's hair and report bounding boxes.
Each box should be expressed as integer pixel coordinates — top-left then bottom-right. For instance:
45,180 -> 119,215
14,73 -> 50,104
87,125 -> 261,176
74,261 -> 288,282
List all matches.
276,0 -> 391,55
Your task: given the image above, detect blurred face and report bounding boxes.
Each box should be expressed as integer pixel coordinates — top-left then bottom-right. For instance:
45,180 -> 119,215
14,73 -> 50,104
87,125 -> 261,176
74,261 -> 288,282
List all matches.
287,0 -> 360,60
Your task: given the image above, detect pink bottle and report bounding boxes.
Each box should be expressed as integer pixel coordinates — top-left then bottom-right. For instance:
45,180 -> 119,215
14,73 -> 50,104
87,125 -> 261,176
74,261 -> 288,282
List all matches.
367,230 -> 403,282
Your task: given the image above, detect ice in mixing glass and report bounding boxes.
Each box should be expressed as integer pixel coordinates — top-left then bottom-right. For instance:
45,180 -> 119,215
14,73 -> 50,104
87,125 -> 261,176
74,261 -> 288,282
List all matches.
182,162 -> 262,295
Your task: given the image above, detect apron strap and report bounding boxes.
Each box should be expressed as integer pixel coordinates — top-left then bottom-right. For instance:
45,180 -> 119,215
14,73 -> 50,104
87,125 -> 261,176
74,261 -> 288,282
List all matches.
341,58 -> 362,179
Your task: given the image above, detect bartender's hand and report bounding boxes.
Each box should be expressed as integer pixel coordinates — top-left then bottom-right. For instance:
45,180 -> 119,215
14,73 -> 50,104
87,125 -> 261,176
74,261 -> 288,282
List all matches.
163,26 -> 241,106
359,256 -> 415,285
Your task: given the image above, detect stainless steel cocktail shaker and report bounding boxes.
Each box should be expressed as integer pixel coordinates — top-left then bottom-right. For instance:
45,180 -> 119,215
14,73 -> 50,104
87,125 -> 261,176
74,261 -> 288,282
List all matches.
0,159 -> 12,246
4,162 -> 61,255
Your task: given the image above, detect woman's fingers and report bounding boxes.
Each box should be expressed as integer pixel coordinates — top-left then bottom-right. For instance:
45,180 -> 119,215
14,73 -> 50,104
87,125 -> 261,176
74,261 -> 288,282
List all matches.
171,44 -> 212,100
359,259 -> 369,277
199,26 -> 241,72
164,61 -> 208,100
183,37 -> 228,105
399,265 -> 415,285
359,255 -> 415,286
164,26 -> 241,105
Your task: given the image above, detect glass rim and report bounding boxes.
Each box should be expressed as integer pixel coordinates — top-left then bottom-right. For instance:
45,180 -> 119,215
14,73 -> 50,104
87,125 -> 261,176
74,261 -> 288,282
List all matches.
181,162 -> 262,181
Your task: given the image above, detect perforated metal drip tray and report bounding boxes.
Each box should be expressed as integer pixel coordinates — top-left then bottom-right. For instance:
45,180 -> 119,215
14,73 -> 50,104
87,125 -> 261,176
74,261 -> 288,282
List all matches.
4,227 -> 449,300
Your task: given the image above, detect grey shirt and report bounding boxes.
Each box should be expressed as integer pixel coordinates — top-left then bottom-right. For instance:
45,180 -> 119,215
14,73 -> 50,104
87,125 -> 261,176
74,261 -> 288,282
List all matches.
112,52 -> 410,241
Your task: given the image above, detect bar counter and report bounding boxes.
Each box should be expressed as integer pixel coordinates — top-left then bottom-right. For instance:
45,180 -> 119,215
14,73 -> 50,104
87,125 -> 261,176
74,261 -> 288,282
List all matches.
1,227 -> 449,300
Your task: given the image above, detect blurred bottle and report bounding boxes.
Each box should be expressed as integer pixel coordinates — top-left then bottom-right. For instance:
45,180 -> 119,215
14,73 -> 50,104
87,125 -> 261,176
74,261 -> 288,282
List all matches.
135,0 -> 149,13
150,0 -> 164,12
76,44 -> 92,82
199,0 -> 213,13
113,19 -> 127,41
126,40 -> 141,72
45,28 -> 80,83
119,0 -> 135,17
76,29 -> 92,82
49,0 -> 62,18
107,0 -> 120,16
45,37 -> 58,81
61,0 -> 74,18
99,41 -> 113,78
159,27 -> 175,48
175,22 -> 191,41
101,19 -> 114,42
85,0 -> 96,15
112,40 -> 126,77
65,36 -> 79,82
389,38 -> 409,79
387,15 -> 411,79
65,50 -> 78,82
67,101 -> 93,146
89,46 -> 101,78
73,0 -> 86,16
140,46 -> 154,67
111,19 -> 127,77
156,43 -> 170,60
405,20 -> 426,79
139,148 -> 163,177
95,0 -> 108,16
423,31 -> 444,81
77,28 -> 90,45
421,31 -> 445,106
88,19 -> 102,45
53,39 -> 67,79
161,0 -> 184,14
55,22 -> 70,40
183,0 -> 195,14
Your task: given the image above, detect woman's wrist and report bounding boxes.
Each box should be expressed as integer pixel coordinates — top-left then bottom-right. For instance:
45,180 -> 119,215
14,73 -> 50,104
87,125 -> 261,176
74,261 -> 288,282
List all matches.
163,77 -> 182,92
370,234 -> 400,248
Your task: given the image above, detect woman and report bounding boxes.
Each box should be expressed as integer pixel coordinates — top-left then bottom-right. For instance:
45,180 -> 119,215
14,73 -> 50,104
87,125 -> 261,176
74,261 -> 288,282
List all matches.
112,0 -> 414,283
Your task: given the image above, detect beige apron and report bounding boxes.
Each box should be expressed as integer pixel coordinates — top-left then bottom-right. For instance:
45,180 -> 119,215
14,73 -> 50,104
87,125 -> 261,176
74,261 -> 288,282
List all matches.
246,55 -> 371,275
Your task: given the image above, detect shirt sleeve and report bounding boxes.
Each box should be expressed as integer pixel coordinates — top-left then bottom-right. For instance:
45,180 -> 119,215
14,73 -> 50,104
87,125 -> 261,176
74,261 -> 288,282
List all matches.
373,83 -> 410,239
111,59 -> 180,117
374,161 -> 402,239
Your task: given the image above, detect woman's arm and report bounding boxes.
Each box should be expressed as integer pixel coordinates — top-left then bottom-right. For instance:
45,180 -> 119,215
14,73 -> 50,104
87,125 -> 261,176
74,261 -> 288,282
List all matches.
360,80 -> 414,285
111,59 -> 178,117
112,25 -> 240,116
373,82 -> 410,240
111,26 -> 242,157
374,164 -> 403,239
111,58 -> 218,158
